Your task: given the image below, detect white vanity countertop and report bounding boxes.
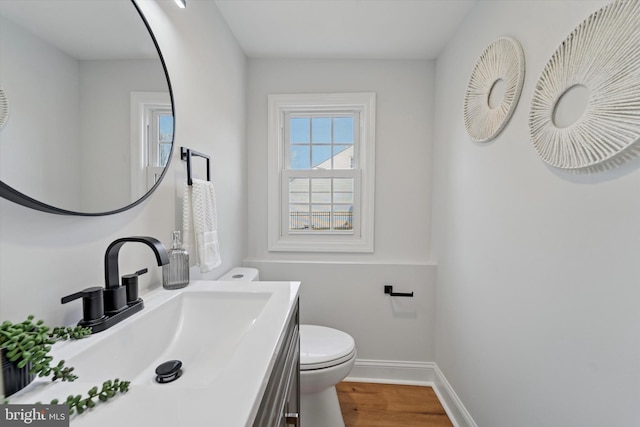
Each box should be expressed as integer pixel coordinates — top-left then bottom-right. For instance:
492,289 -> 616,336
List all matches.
8,280 -> 300,427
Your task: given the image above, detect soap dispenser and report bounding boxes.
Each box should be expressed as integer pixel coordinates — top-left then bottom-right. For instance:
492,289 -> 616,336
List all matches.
162,231 -> 189,290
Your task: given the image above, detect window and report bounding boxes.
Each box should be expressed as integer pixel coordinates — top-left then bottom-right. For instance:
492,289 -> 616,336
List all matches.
146,107 -> 174,187
150,109 -> 174,169
268,93 -> 375,252
130,91 -> 173,201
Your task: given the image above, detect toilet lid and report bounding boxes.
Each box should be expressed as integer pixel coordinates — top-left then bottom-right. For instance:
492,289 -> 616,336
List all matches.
300,325 -> 356,371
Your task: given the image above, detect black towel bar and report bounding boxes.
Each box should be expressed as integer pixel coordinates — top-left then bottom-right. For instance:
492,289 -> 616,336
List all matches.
384,285 -> 414,298
180,147 -> 211,186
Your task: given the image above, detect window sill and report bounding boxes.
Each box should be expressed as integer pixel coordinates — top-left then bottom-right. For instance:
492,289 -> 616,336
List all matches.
268,235 -> 374,253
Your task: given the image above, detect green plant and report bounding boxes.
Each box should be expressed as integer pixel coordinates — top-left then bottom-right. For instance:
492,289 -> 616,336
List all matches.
0,315 -> 90,382
47,379 -> 131,415
1,316 -> 130,414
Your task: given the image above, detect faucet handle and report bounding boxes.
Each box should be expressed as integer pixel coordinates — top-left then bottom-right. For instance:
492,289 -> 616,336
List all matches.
122,268 -> 148,304
61,287 -> 105,324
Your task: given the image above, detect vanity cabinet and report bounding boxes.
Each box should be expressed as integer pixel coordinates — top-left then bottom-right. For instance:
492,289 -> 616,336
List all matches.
253,301 -> 300,427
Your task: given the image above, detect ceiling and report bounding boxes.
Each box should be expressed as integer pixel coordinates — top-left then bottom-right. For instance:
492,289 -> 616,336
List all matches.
1,0 -> 477,61
214,0 -> 478,60
0,0 -> 157,60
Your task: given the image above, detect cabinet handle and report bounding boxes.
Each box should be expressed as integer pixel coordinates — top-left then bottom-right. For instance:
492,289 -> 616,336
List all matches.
285,413 -> 299,426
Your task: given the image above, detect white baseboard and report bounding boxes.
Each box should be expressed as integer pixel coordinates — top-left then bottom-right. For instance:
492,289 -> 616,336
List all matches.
345,359 -> 477,427
346,359 -> 436,385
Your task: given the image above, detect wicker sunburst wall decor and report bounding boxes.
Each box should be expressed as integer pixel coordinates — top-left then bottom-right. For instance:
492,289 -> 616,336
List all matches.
529,0 -> 640,171
463,37 -> 525,142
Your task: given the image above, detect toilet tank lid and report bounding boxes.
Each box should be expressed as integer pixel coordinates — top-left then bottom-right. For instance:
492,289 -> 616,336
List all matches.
218,267 -> 259,281
300,325 -> 355,367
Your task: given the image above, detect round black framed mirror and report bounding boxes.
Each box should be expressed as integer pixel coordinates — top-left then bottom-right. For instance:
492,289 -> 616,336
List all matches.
0,0 -> 174,216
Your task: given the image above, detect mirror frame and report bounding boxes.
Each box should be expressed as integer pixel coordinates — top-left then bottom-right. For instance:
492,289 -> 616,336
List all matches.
0,0 -> 175,216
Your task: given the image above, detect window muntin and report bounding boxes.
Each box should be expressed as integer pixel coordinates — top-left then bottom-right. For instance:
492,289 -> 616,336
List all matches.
156,113 -> 174,168
288,114 -> 356,171
146,107 -> 173,187
284,112 -> 358,235
149,110 -> 173,169
287,176 -> 354,232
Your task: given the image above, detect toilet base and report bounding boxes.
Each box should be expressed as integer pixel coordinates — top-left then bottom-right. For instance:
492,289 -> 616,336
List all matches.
300,386 -> 345,427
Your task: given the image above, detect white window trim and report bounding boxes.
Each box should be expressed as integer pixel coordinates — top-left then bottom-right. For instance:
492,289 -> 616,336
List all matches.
267,92 -> 376,253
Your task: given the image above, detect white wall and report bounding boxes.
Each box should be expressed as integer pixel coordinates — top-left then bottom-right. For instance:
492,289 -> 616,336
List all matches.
246,59 -> 436,362
247,59 -> 434,264
431,1 -> 640,426
79,59 -> 167,212
0,0 -> 247,327
0,16 -> 81,208
248,261 -> 436,362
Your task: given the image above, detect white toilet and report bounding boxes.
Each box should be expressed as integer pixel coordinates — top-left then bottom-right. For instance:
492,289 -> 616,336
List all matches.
219,268 -> 356,427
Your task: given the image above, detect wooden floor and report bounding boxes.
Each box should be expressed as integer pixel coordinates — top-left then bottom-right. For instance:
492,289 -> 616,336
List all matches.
336,382 -> 453,427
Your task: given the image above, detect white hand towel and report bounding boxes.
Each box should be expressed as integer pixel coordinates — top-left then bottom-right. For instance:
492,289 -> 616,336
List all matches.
182,179 -> 221,273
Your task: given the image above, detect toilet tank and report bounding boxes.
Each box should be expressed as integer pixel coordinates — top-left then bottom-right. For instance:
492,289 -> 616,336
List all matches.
218,267 -> 260,281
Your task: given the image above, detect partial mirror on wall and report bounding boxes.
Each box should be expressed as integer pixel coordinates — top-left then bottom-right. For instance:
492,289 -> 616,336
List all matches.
0,0 -> 174,215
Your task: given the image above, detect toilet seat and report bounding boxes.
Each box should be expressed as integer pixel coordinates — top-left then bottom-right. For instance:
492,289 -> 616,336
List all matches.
300,325 -> 356,371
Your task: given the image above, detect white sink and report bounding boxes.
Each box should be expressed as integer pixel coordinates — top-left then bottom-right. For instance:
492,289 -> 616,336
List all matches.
65,290 -> 270,386
11,280 -> 300,427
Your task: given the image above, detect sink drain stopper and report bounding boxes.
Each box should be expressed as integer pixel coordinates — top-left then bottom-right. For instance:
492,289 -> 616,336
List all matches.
155,360 -> 182,384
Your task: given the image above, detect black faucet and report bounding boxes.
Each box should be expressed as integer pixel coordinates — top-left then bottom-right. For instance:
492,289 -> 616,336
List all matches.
104,236 -> 170,314
62,236 -> 169,333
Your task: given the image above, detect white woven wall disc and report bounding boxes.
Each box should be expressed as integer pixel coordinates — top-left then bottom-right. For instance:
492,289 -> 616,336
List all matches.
463,37 -> 525,142
528,0 -> 640,171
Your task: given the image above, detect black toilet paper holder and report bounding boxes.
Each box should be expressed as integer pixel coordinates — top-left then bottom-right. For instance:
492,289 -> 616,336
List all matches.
384,285 -> 414,298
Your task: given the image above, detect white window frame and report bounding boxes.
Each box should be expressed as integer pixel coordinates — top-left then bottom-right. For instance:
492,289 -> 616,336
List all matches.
267,93 -> 376,253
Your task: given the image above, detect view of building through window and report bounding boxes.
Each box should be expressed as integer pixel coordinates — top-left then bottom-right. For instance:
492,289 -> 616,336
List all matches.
156,112 -> 174,168
287,115 -> 355,232
145,108 -> 173,190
